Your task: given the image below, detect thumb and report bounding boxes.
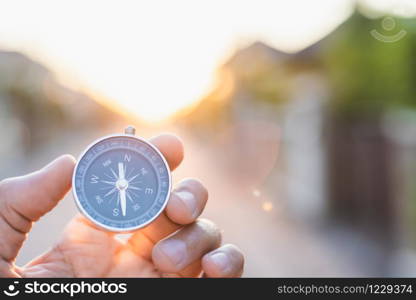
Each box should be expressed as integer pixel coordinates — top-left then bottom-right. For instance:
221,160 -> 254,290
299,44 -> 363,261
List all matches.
0,155 -> 75,263
0,155 -> 75,221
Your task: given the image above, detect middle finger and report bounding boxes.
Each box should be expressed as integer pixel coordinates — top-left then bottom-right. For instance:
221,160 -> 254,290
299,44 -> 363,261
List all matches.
152,218 -> 221,274
127,179 -> 208,259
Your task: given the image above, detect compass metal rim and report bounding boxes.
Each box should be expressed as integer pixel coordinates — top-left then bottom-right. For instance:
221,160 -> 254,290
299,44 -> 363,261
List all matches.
72,132 -> 172,233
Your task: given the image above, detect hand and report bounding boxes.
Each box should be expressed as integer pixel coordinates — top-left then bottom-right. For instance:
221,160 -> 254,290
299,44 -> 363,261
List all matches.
0,134 -> 244,277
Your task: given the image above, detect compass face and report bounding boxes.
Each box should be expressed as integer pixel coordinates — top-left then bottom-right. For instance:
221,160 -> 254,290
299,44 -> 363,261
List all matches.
73,135 -> 171,232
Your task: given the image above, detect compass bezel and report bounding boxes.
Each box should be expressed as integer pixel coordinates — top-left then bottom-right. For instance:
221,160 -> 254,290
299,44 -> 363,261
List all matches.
72,133 -> 172,233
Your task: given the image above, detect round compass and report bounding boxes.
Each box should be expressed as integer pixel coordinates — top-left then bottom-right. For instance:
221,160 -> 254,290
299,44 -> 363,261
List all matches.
72,126 -> 171,232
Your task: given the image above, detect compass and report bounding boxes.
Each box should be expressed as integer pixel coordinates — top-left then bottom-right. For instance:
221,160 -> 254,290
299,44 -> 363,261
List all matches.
72,126 -> 171,232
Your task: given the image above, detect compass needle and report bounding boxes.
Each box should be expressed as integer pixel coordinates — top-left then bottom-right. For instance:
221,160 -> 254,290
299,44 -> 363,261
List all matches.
118,162 -> 125,180
120,190 -> 127,216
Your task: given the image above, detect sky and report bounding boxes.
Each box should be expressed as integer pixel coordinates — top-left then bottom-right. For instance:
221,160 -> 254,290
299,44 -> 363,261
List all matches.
0,0 -> 413,122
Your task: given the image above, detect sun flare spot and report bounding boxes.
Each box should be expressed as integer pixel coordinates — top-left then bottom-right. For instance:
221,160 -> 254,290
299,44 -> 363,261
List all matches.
262,201 -> 273,212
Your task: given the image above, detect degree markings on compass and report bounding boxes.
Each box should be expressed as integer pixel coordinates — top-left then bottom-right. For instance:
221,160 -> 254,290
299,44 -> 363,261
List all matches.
145,188 -> 154,195
90,175 -> 99,184
108,190 -> 117,204
128,189 -> 140,198
101,180 -> 116,185
104,187 -> 118,198
128,173 -> 140,182
110,167 -> 118,179
95,195 -> 103,205
140,167 -> 148,176
104,172 -> 114,179
126,192 -> 134,203
129,181 -> 142,187
103,159 -> 112,167
99,185 -> 113,191
126,167 -> 135,179
129,185 -> 142,190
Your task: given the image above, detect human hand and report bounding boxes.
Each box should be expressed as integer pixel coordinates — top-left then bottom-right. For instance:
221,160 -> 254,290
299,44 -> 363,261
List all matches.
0,134 -> 244,277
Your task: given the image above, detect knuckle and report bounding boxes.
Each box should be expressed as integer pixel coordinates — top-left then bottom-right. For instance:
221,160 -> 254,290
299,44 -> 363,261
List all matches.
0,178 -> 18,213
195,218 -> 222,246
152,239 -> 186,272
0,178 -> 32,234
0,216 -> 25,261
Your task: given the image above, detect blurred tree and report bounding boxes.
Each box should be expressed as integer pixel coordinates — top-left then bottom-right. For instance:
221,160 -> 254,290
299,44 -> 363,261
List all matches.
321,11 -> 416,118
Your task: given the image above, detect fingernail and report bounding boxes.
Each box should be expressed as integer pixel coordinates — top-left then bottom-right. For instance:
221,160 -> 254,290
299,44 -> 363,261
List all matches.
209,252 -> 230,274
176,191 -> 198,218
158,239 -> 187,269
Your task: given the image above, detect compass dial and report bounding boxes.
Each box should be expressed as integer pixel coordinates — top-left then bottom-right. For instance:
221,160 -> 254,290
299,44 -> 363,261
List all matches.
73,134 -> 171,232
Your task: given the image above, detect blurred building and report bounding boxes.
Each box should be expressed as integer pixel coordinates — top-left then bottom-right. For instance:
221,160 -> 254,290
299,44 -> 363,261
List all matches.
178,10 -> 416,275
0,50 -> 125,175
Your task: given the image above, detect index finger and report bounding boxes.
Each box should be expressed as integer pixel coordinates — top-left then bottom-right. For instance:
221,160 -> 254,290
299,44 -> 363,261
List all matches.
150,133 -> 184,172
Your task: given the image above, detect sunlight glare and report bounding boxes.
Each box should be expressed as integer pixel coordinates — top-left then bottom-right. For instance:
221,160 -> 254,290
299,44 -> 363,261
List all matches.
0,0 -> 353,122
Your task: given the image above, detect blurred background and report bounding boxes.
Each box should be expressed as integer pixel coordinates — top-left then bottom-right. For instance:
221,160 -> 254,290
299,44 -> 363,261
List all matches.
0,0 -> 416,276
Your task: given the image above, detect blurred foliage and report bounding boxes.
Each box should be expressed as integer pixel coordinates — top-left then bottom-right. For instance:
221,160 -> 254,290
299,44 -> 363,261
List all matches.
321,11 -> 416,118
227,43 -> 290,106
225,42 -> 322,106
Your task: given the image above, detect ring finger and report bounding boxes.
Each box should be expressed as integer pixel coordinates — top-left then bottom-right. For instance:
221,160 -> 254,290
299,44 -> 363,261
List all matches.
152,218 -> 221,276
